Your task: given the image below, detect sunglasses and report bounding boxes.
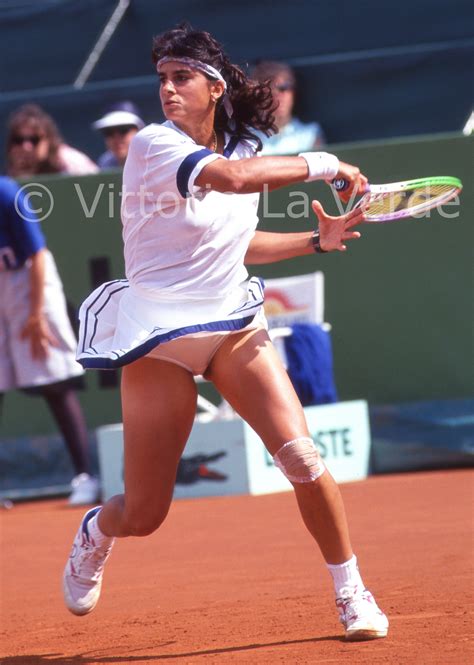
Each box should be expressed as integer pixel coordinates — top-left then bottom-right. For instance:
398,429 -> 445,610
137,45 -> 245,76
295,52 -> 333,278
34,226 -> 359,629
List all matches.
11,134 -> 44,146
274,82 -> 294,93
102,125 -> 135,138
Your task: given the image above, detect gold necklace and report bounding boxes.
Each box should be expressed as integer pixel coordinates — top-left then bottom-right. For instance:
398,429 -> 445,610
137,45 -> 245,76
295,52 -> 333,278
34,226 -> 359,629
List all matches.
210,129 -> 217,152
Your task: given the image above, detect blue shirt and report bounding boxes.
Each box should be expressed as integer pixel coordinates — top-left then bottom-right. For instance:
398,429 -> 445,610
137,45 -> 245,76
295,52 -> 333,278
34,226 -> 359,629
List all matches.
97,151 -> 121,170
0,177 -> 46,270
257,118 -> 326,156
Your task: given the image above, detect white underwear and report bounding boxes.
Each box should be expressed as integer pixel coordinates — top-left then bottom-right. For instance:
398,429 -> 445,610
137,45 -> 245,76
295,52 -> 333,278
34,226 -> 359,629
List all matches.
147,313 -> 266,375
147,331 -> 230,376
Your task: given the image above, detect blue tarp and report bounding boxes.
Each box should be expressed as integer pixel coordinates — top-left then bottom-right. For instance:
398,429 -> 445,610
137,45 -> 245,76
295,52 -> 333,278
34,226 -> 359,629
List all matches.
284,323 -> 338,406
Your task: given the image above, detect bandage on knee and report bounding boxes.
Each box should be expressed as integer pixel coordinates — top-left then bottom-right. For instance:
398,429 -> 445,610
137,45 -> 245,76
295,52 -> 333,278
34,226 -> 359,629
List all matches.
273,437 -> 325,483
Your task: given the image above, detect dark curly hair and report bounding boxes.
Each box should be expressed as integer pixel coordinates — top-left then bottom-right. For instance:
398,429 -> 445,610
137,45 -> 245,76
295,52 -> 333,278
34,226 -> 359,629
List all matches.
152,24 -> 277,150
6,104 -> 63,176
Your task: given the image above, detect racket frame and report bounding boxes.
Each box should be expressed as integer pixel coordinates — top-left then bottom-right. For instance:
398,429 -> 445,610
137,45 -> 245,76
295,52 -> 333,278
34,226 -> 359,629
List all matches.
349,176 -> 463,222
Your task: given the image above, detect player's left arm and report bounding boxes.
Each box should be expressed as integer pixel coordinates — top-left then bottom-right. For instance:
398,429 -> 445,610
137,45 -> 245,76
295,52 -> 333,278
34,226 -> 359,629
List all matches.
245,230 -> 314,264
245,200 -> 364,264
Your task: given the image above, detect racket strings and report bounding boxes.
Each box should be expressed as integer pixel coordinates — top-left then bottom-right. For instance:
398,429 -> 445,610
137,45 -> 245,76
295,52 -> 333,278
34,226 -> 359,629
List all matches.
364,184 -> 459,220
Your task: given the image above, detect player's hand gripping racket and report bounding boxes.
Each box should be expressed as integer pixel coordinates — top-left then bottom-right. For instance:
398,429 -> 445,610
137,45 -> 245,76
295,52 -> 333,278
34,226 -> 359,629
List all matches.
331,176 -> 462,222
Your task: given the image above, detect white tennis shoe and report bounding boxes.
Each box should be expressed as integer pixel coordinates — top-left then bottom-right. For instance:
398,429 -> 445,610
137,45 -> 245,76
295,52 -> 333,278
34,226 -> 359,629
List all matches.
63,506 -> 114,615
336,589 -> 389,641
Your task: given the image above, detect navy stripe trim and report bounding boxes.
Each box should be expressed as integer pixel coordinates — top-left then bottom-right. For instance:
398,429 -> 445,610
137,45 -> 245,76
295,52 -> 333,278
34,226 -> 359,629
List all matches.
223,135 -> 239,158
81,506 -> 101,540
253,277 -> 265,299
79,314 -> 258,370
232,277 -> 265,312
80,281 -> 129,353
176,148 -> 214,198
79,280 -> 128,353
88,284 -> 129,352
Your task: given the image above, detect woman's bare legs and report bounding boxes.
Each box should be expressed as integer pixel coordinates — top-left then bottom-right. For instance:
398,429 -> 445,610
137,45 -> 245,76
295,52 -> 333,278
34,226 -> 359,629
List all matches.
63,355 -> 198,615
205,327 -> 353,564
98,356 -> 198,538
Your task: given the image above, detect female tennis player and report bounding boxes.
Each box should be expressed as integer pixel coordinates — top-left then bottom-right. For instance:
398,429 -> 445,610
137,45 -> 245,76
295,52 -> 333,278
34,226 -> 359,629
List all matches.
63,24 -> 388,641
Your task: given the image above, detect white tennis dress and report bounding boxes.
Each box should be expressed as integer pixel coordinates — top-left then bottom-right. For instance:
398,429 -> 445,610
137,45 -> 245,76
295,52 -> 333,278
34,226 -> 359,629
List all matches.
77,121 -> 266,369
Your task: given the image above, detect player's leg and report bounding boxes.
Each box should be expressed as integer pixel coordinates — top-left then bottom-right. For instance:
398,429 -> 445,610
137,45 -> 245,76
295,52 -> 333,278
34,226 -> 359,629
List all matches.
205,327 -> 388,640
63,356 -> 197,615
99,356 -> 198,537
205,326 -> 352,563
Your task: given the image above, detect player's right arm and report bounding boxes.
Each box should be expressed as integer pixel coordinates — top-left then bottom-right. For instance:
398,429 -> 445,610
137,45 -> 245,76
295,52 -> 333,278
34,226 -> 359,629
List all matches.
195,153 -> 367,198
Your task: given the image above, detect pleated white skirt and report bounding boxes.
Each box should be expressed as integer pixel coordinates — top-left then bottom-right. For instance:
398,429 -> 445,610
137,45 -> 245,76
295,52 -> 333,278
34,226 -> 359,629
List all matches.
76,276 -> 265,369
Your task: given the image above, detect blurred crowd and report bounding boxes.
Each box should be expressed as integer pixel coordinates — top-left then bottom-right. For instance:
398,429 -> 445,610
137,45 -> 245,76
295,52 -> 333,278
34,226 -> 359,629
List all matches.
4,59 -> 327,178
5,100 -> 146,177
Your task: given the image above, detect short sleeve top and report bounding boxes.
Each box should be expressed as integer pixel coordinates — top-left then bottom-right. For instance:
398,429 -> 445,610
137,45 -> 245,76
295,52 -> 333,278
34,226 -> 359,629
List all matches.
121,121 -> 260,300
0,176 -> 46,270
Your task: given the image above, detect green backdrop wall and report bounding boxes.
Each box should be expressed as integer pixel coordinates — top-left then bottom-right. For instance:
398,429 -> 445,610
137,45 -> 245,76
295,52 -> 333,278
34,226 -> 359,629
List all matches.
1,133 -> 473,438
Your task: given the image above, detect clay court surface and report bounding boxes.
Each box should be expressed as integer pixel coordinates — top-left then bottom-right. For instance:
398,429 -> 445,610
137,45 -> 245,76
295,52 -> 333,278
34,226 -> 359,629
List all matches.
1,468 -> 472,664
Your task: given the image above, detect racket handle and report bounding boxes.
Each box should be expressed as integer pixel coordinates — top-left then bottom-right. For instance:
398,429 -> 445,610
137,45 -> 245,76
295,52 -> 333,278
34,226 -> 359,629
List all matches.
331,178 -> 350,191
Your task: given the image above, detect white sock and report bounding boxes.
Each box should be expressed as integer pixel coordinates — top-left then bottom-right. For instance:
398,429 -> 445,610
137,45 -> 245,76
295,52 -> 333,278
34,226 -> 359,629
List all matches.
327,555 -> 365,598
88,511 -> 114,547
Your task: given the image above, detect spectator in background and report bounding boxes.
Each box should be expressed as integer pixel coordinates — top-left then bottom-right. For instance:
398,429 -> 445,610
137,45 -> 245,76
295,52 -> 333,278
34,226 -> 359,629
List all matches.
92,101 -> 145,169
252,61 -> 325,155
0,176 -> 100,505
6,104 -> 98,177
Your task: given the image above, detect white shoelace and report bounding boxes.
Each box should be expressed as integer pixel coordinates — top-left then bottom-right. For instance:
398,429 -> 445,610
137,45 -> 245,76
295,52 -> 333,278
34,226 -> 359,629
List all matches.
74,542 -> 112,583
337,590 -> 378,622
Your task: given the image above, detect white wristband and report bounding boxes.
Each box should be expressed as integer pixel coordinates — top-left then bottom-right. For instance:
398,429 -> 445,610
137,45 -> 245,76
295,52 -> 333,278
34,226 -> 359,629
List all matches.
299,152 -> 340,182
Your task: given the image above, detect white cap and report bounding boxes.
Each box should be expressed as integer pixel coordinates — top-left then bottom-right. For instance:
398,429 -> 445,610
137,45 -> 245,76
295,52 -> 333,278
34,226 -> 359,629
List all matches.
92,110 -> 145,131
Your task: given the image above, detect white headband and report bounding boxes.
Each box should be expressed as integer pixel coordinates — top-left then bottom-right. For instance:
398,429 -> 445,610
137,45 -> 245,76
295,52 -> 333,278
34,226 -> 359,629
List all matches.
156,56 -> 234,120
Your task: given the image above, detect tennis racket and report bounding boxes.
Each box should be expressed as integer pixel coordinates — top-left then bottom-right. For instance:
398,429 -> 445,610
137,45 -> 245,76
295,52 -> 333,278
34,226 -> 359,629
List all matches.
331,176 -> 463,222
